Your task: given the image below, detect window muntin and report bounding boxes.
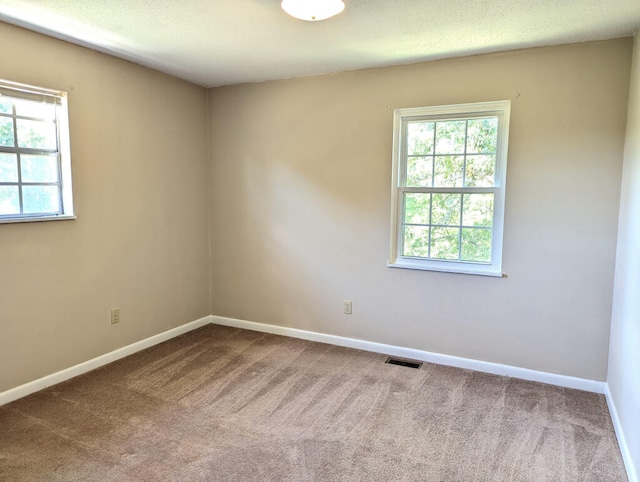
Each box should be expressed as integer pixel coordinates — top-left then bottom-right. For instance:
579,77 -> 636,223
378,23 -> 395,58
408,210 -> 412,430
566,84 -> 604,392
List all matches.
389,101 -> 510,276
0,80 -> 74,223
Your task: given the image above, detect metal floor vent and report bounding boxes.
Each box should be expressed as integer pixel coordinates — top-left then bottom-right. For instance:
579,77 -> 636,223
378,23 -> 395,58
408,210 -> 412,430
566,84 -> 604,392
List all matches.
385,357 -> 422,369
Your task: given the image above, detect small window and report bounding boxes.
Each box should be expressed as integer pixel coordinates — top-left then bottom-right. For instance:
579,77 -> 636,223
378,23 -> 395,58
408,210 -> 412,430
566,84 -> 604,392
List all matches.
389,101 -> 510,276
0,79 -> 74,223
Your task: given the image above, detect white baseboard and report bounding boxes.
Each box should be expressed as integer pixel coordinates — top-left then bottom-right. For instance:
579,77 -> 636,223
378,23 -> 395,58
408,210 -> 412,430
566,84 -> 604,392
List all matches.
0,316 -> 212,407
211,315 -> 606,394
605,384 -> 638,482
0,313 -> 607,406
1,313 -> 629,478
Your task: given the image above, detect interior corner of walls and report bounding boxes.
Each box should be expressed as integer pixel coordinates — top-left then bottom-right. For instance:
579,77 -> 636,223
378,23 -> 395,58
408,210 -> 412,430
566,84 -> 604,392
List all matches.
203,85 -> 214,317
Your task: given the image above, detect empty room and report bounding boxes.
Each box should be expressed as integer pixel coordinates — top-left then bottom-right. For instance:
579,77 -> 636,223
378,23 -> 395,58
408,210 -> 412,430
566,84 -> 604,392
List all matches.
0,0 -> 639,480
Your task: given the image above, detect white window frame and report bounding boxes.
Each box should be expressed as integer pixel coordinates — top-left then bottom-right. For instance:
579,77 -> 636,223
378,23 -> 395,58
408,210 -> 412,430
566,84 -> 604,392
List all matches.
0,79 -> 75,224
389,100 -> 510,277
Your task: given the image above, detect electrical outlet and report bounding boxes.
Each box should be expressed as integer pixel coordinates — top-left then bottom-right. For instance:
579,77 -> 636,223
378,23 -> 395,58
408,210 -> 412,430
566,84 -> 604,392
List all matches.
110,308 -> 120,324
344,300 -> 352,315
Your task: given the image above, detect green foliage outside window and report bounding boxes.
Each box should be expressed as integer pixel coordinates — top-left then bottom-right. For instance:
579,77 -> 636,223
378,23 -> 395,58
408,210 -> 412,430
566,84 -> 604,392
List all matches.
0,97 -> 60,216
402,116 -> 498,263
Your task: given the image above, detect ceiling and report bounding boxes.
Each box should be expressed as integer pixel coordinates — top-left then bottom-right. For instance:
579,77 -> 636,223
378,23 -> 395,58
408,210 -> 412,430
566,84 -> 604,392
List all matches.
1,0 -> 639,88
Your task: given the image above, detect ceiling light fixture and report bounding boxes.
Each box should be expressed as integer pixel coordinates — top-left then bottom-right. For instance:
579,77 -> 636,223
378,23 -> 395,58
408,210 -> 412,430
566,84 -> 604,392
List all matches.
281,0 -> 345,21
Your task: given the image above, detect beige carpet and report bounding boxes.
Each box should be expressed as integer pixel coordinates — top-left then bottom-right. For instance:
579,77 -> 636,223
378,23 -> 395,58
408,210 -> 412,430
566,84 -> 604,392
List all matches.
0,325 -> 627,481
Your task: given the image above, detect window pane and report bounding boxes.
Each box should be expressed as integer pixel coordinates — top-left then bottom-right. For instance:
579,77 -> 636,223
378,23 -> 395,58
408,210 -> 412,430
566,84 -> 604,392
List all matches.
462,193 -> 493,227
0,117 -> 15,147
430,227 -> 460,260
14,99 -> 56,120
406,156 -> 432,187
22,185 -> 59,214
404,193 -> 430,224
16,119 -> 57,150
467,118 -> 498,153
21,154 -> 59,183
407,121 -> 434,155
434,155 -> 464,187
403,225 -> 429,257
435,120 -> 466,154
465,155 -> 495,187
431,193 -> 461,226
0,98 -> 12,114
461,228 -> 492,262
0,153 -> 18,182
0,186 -> 20,214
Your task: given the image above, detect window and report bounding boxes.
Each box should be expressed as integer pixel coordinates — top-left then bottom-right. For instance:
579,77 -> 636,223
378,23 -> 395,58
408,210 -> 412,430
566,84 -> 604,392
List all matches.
389,101 -> 510,276
0,79 -> 74,223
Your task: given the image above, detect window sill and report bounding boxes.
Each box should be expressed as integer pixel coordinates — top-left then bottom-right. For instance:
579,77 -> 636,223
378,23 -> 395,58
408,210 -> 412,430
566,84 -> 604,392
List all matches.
388,260 -> 505,277
0,214 -> 77,225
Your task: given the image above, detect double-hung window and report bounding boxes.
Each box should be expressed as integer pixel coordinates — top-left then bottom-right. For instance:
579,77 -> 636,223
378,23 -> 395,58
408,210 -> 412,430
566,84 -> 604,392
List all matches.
389,101 -> 510,276
0,79 -> 74,223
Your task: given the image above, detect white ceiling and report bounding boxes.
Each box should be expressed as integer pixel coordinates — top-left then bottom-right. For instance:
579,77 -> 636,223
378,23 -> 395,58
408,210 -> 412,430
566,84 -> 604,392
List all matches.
1,0 -> 639,88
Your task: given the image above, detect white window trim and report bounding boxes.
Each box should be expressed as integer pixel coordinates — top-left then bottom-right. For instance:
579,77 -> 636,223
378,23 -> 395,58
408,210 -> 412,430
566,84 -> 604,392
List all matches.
0,79 -> 75,224
388,100 -> 511,277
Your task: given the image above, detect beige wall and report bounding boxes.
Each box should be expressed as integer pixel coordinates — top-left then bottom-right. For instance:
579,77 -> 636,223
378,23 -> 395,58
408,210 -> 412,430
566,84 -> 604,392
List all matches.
208,39 -> 632,381
0,23 -> 210,392
608,33 -> 640,480
0,23 -> 632,394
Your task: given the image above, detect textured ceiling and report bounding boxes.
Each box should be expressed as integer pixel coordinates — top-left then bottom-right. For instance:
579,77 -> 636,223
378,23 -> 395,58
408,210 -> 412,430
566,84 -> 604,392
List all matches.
0,0 -> 639,87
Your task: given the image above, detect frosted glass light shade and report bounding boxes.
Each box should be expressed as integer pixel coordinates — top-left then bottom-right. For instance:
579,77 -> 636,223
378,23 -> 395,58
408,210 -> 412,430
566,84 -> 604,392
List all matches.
281,0 -> 345,21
